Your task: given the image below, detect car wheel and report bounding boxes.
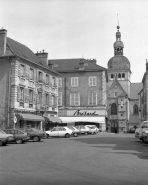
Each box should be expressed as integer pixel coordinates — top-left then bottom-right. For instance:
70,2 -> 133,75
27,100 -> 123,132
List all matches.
16,139 -> 23,144
46,134 -> 49,139
0,141 -> 3,146
33,136 -> 40,142
74,133 -> 77,137
65,134 -> 70,138
2,142 -> 7,146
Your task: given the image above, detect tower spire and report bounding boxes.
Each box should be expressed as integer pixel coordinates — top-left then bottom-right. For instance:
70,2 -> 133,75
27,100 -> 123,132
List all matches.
117,14 -> 120,30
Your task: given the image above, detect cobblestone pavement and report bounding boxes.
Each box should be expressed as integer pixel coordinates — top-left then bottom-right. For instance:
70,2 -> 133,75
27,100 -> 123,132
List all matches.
0,133 -> 148,185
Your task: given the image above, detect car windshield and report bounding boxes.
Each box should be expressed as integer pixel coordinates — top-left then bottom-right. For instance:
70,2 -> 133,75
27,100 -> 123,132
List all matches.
0,130 -> 6,134
67,126 -> 74,130
138,121 -> 147,128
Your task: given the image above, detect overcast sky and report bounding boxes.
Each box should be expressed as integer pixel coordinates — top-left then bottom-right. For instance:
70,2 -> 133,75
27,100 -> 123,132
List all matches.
0,0 -> 147,83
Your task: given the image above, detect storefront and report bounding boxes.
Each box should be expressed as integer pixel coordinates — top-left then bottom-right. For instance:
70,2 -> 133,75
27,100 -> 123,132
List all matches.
43,115 -> 62,130
15,113 -> 45,130
59,108 -> 107,131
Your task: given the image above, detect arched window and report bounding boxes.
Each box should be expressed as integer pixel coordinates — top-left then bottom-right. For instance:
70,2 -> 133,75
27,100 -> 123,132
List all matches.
122,73 -> 125,79
111,74 -> 114,79
118,73 -> 121,79
133,104 -> 138,115
111,103 -> 117,115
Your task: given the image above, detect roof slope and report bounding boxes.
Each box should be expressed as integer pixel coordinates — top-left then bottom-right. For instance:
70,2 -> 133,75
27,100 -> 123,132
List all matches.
6,37 -> 59,75
50,58 -> 106,72
130,83 -> 143,99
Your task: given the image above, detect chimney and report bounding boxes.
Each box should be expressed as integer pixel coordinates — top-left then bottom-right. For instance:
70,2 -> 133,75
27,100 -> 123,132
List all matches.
35,49 -> 48,65
48,60 -> 53,70
91,58 -> 97,64
0,28 -> 7,56
146,59 -> 148,71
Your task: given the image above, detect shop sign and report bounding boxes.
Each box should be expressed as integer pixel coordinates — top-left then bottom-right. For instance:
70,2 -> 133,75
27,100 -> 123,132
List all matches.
67,109 -> 106,117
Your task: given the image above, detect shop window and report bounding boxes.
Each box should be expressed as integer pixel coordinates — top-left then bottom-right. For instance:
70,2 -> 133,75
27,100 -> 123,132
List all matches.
89,76 -> 97,86
133,104 -> 138,115
111,103 -> 117,115
88,91 -> 97,105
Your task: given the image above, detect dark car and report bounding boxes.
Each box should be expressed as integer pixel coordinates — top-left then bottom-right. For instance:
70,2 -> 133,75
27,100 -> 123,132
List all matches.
24,128 -> 45,142
3,129 -> 29,144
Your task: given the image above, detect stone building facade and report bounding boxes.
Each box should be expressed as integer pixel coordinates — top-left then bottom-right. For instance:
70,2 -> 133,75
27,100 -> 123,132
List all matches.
0,28 -> 60,130
50,58 -> 107,131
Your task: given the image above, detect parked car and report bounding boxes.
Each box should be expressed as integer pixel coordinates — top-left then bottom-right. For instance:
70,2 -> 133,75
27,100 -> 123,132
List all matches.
75,125 -> 90,135
85,125 -> 99,134
142,129 -> 148,142
138,121 -> 148,141
135,127 -> 140,138
127,127 -> 136,133
46,127 -> 73,138
0,130 -> 14,146
3,129 -> 29,144
24,127 -> 45,142
67,126 -> 80,137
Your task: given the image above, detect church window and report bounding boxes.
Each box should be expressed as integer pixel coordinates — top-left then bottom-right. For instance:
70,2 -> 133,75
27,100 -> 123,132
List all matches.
111,103 -> 117,115
118,73 -> 121,79
111,74 -> 114,79
122,73 -> 125,79
133,104 -> 138,115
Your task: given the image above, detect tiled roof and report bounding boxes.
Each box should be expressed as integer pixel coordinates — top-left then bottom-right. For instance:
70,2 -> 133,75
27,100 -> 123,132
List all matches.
130,83 -> 143,99
50,58 -> 106,72
6,37 -> 59,75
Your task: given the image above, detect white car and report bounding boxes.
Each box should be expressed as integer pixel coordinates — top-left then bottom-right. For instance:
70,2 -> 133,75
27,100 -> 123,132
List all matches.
75,125 -> 90,135
46,127 -> 73,138
67,126 -> 81,137
0,130 -> 14,146
86,125 -> 99,134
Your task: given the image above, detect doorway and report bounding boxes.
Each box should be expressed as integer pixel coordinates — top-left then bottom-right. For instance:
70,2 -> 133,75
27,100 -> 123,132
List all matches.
111,120 -> 119,133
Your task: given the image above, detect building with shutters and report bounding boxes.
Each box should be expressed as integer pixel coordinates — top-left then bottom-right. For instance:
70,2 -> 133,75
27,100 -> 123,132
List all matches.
0,28 -> 60,130
50,58 -> 108,131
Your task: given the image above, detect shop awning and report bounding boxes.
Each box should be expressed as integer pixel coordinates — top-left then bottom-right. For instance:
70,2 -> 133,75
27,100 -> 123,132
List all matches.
60,117 -> 105,123
19,114 -> 45,121
44,116 -> 62,123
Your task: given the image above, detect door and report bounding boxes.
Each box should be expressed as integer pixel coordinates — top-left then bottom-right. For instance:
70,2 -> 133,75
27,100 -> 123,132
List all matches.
50,127 -> 59,137
111,120 -> 119,133
58,127 -> 66,137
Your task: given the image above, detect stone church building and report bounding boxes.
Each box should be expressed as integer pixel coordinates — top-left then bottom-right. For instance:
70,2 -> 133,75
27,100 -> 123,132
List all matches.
107,25 -> 142,133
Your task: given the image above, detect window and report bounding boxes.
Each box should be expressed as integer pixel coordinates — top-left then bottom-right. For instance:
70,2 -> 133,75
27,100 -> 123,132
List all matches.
70,93 -> 80,106
88,91 -> 97,105
58,78 -> 62,87
142,122 -> 148,128
20,64 -> 25,77
111,74 -> 114,79
30,68 -> 34,80
118,73 -> 121,79
111,103 -> 117,115
52,95 -> 55,106
133,104 -> 138,115
89,76 -> 97,86
46,74 -> 49,85
71,77 -> 79,87
52,76 -> 55,86
20,87 -> 24,101
38,92 -> 42,104
122,73 -> 125,79
29,89 -> 33,103
58,92 -> 62,106
46,94 -> 49,105
114,92 -> 118,97
38,71 -> 42,82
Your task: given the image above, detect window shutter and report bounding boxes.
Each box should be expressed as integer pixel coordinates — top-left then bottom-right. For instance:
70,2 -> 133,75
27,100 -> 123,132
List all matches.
55,96 -> 58,107
24,88 -> 29,103
37,70 -> 39,82
37,92 -> 39,104
25,65 -> 30,80
34,69 -> 36,82
42,73 -> 46,84
49,94 -> 52,106
18,63 -> 21,76
33,90 -> 36,104
17,86 -> 20,101
42,92 -> 46,107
